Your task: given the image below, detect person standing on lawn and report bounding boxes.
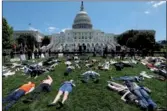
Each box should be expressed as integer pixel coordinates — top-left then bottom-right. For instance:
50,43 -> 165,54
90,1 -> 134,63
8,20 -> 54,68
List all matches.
38,49 -> 41,58
27,49 -> 32,60
10,50 -> 14,59
3,50 -> 7,63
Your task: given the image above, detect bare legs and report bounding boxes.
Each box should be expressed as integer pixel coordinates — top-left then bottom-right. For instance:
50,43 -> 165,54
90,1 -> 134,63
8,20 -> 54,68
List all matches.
110,82 -> 125,88
51,90 -> 63,104
51,91 -> 69,105
62,91 -> 69,104
108,81 -> 127,92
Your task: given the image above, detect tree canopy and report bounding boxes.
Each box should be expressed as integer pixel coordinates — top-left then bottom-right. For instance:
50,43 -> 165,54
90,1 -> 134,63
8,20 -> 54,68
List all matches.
2,17 -> 14,49
16,34 -> 37,51
41,36 -> 50,46
117,29 -> 156,50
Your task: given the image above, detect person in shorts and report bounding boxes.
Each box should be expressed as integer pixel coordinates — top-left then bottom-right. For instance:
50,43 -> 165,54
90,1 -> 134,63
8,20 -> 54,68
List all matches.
48,80 -> 75,109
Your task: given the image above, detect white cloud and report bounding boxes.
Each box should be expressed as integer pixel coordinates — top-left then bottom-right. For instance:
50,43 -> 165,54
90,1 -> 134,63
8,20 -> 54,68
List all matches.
61,28 -> 71,32
144,11 -> 150,14
29,27 -> 40,32
147,1 -> 156,4
48,26 -> 56,30
46,26 -> 58,33
152,1 -> 166,8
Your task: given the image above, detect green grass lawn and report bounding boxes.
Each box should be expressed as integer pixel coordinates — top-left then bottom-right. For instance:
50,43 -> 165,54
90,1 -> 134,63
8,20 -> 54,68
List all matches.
2,57 -> 167,111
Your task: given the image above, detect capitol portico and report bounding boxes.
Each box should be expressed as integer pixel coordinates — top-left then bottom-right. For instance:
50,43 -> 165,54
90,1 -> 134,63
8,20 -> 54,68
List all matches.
46,1 -> 118,52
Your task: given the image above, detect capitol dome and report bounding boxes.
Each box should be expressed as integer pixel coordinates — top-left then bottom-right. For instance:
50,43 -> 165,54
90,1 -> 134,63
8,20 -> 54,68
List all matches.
72,1 -> 93,29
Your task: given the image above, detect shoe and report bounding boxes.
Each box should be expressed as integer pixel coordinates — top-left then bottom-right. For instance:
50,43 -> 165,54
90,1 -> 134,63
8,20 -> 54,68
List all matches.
157,108 -> 167,111
23,99 -> 33,103
81,80 -> 87,83
94,79 -> 99,83
56,102 -> 64,109
59,101 -> 63,107
148,104 -> 154,111
47,103 -> 57,107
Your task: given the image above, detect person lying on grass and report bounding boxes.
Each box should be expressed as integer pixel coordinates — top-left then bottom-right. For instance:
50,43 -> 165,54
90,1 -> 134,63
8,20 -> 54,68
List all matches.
85,61 -> 94,68
64,65 -> 75,76
125,80 -> 157,111
73,55 -> 79,60
99,61 -> 110,71
23,75 -> 53,103
24,64 -> 47,79
48,80 -> 76,109
66,55 -> 72,61
74,60 -> 81,69
3,81 -> 35,111
75,63 -> 81,69
110,75 -> 144,82
85,59 -> 98,69
91,59 -> 98,64
97,62 -> 103,70
81,70 -> 100,83
107,81 -> 138,104
65,61 -> 72,66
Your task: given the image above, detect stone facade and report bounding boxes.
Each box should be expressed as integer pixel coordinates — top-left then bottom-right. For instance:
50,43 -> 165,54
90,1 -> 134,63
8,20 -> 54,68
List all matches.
46,1 -> 118,52
13,30 -> 44,43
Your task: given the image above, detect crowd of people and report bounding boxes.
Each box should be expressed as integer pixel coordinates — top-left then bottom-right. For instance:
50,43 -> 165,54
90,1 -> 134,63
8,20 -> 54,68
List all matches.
3,45 -> 166,63
2,49 -> 167,111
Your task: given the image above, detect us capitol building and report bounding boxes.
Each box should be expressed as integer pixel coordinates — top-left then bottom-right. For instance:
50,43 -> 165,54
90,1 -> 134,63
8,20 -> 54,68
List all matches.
44,1 -> 118,52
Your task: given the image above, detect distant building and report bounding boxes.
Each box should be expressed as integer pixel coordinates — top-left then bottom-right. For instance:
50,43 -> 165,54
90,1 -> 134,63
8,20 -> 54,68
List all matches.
13,30 -> 44,49
13,30 -> 44,43
45,1 -> 118,52
157,40 -> 167,46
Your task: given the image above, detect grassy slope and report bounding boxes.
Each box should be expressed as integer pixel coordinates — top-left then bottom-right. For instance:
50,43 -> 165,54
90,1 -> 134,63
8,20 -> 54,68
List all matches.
2,57 -> 167,111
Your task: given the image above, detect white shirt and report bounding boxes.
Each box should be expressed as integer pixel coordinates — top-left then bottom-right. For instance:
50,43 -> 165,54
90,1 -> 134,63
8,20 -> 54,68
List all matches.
103,62 -> 110,69
82,71 -> 100,76
65,61 -> 72,65
74,56 -> 79,60
68,66 -> 75,69
42,79 -> 52,85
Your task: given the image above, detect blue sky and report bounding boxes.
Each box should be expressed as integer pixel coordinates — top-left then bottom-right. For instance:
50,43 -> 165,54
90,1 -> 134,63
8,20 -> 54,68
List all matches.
2,1 -> 166,41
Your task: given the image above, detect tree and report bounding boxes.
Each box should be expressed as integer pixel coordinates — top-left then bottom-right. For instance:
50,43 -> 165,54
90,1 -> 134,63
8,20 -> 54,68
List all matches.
16,34 -> 37,51
41,36 -> 50,46
126,38 -> 134,48
133,30 -> 155,50
154,43 -> 162,51
117,29 -> 156,50
117,30 -> 135,46
161,40 -> 167,45
2,17 -> 14,49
